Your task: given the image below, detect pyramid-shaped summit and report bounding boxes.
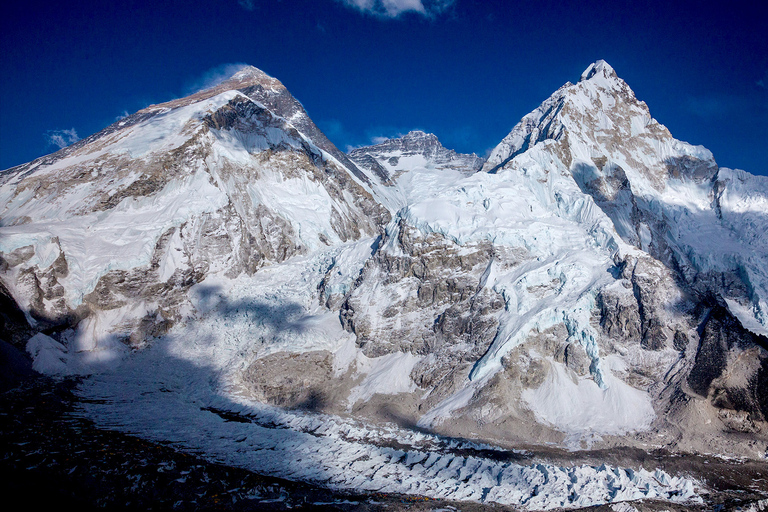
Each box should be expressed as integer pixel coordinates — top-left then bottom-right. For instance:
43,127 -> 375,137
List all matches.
579,59 -> 617,81
0,62 -> 389,354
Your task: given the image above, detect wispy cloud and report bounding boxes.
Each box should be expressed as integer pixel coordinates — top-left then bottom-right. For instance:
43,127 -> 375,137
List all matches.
343,129 -> 425,152
758,69 -> 767,90
45,128 -> 80,149
318,119 -> 350,143
320,120 -> 446,153
684,95 -> 746,119
339,0 -> 455,18
237,0 -> 257,11
344,134 -> 392,151
184,62 -> 252,95
319,119 -> 393,152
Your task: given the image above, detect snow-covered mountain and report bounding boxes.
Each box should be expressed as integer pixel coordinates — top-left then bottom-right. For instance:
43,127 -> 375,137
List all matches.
348,129 -> 484,212
1,61 -> 767,509
350,129 -> 483,179
339,60 -> 768,457
0,65 -> 388,370
477,60 -> 768,447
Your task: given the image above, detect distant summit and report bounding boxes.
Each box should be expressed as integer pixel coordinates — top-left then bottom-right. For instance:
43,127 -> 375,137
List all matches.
349,130 -> 483,176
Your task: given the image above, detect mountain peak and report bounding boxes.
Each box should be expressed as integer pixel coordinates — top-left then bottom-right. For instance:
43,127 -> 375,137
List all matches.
348,129 -> 484,189
482,59 -> 648,174
230,64 -> 270,79
351,130 -> 444,155
579,59 -> 617,82
214,64 -> 285,92
226,65 -> 280,86
140,64 -> 286,114
402,130 -> 437,140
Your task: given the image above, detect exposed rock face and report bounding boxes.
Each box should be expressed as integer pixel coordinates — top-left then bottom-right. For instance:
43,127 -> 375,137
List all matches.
0,280 -> 34,346
688,304 -> 768,422
339,218 -> 504,412
243,350 -> 336,409
342,219 -> 500,357
597,254 -> 690,352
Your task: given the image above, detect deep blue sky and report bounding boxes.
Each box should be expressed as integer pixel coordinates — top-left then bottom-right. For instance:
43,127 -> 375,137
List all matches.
2,0 -> 766,174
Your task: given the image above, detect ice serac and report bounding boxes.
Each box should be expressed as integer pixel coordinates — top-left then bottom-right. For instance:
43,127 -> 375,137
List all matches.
0,65 -> 389,370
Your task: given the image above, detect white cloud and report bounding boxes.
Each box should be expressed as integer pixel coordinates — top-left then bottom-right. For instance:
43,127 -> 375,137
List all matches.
343,132 -> 413,152
339,0 -> 454,18
45,128 -> 80,149
319,119 -> 349,142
